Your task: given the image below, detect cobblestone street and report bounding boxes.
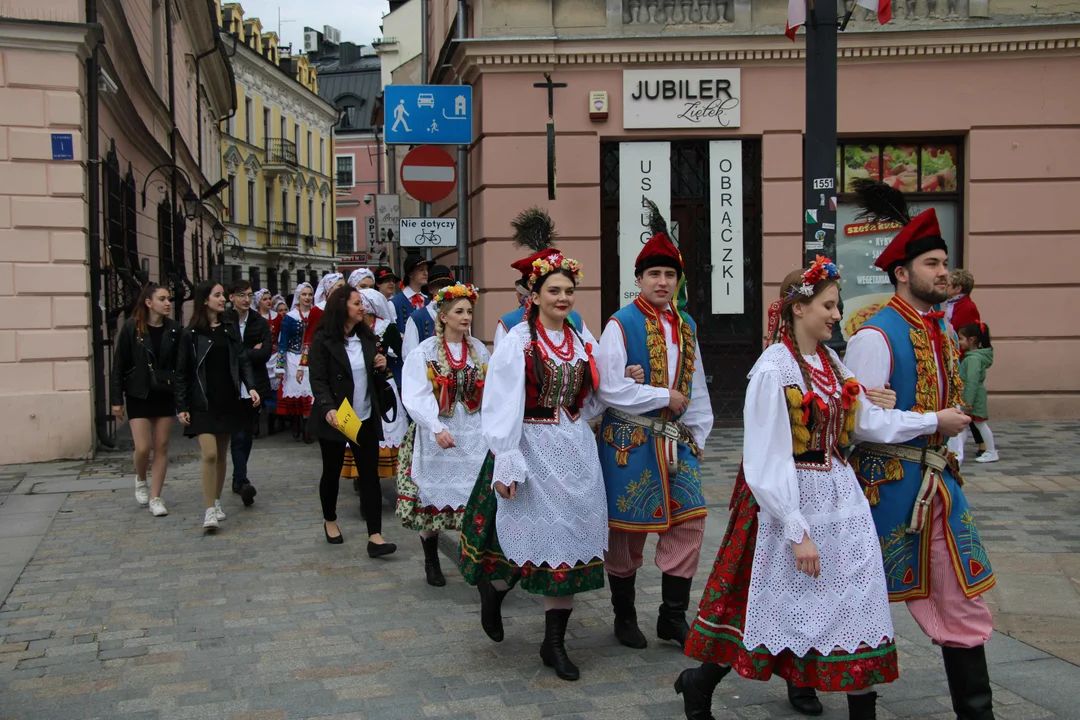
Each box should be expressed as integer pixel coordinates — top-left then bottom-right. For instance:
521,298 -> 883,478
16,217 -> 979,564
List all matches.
1,422 -> 1079,719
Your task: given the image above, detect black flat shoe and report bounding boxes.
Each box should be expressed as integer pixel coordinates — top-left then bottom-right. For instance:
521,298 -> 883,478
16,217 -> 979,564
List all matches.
324,523 -> 344,544
240,483 -> 257,507
786,678 -> 823,716
367,541 -> 397,558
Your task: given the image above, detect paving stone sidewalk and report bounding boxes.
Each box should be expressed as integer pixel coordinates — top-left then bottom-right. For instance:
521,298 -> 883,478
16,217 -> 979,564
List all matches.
0,421 -> 1078,719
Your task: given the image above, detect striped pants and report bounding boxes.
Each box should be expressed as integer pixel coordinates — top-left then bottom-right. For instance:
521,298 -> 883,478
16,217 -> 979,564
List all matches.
906,497 -> 995,648
604,517 -> 706,579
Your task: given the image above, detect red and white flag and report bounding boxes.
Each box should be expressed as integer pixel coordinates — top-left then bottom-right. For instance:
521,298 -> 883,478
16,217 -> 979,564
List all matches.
786,0 -> 891,40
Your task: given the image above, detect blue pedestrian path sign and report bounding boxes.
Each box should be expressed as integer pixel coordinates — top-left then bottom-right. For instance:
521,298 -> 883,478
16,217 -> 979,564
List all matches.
384,85 -> 473,146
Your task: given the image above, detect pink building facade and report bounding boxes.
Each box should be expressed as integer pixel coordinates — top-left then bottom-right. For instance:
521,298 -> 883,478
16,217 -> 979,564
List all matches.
333,135 -> 382,262
421,2 -> 1080,421
0,0 -> 233,462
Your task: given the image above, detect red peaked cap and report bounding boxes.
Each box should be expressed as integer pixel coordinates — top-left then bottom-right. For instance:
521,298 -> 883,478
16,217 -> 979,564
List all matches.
873,208 -> 943,271
636,231 -> 683,271
510,249 -> 560,276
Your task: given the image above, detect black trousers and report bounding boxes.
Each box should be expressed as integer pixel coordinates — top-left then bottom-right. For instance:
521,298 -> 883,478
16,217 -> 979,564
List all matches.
318,420 -> 382,535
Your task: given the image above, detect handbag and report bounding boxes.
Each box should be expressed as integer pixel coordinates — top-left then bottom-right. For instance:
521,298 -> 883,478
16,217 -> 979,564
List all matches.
150,367 -> 175,393
374,369 -> 397,424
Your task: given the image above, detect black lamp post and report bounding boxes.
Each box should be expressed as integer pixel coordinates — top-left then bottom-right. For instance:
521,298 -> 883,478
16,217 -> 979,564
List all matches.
140,163 -> 200,219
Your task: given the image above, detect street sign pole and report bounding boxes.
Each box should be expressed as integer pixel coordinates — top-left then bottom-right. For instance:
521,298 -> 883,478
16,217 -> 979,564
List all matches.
803,0 -> 839,268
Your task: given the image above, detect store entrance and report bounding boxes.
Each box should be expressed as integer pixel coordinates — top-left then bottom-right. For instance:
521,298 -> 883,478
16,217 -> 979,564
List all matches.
600,140 -> 762,421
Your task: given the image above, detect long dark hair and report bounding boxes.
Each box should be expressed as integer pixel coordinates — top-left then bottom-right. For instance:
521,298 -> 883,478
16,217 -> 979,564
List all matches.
131,283 -> 164,338
317,285 -> 375,343
958,322 -> 992,349
188,280 -> 223,333
526,268 -> 582,388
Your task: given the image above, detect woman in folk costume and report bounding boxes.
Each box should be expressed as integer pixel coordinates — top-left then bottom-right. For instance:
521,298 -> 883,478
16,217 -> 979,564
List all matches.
493,208 -> 588,349
276,282 -> 316,442
458,248 -> 608,683
396,283 -> 490,587
252,289 -> 278,435
349,267 -> 376,290
676,258 -> 956,720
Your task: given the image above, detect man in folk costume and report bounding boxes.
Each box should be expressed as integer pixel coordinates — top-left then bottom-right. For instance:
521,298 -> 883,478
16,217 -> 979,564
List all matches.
596,200 -> 714,650
494,208 -> 588,349
391,253 -> 434,335
843,178 -> 995,720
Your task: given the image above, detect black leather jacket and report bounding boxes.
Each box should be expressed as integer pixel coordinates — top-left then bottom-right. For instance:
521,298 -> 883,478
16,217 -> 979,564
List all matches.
307,327 -> 384,443
174,320 -> 258,413
224,308 -> 273,398
110,317 -> 181,404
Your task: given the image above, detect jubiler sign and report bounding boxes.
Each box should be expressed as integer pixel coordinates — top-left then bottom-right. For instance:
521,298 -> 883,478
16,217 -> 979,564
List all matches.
623,69 -> 741,130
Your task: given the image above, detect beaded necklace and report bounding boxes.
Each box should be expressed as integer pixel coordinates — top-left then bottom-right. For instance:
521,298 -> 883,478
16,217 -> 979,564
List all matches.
536,321 -> 575,362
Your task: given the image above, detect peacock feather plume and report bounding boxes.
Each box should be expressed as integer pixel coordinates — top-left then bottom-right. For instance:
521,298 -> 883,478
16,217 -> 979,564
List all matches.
511,207 -> 557,253
851,178 -> 911,227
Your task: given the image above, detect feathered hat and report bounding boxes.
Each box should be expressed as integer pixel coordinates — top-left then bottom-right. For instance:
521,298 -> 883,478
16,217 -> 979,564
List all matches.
851,178 -> 946,281
509,208 -> 559,288
635,199 -> 682,276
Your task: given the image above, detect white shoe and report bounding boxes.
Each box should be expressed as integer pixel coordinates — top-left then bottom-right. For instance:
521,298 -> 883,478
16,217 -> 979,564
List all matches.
148,497 -> 168,517
134,480 -> 149,506
213,500 -> 226,521
975,450 -> 999,463
202,507 -> 219,530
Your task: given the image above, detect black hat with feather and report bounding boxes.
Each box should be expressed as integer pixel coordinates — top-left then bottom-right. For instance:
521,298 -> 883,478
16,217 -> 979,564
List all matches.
634,199 -> 683,277
851,178 -> 947,284
510,207 -> 559,291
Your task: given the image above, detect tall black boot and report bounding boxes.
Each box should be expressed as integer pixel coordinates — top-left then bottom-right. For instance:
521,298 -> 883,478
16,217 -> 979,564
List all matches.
267,414 -> 277,436
539,608 -> 579,681
942,645 -> 995,720
420,535 -> 446,587
292,415 -> 302,439
847,692 -> 877,720
657,573 -> 692,646
302,417 -> 314,444
608,573 -> 647,649
478,578 -> 510,642
787,678 -> 824,716
674,663 -> 730,720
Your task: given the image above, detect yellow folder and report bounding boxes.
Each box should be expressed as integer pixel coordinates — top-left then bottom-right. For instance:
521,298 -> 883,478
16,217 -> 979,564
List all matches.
336,397 -> 362,443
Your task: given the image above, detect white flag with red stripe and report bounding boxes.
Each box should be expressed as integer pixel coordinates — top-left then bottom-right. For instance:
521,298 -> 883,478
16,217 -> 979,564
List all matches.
786,0 -> 892,40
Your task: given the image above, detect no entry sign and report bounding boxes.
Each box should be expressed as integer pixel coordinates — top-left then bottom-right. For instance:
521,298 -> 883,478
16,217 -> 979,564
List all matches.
400,145 -> 457,203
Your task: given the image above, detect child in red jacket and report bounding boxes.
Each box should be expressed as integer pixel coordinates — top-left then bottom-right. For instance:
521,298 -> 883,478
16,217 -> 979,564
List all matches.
947,268 -> 981,329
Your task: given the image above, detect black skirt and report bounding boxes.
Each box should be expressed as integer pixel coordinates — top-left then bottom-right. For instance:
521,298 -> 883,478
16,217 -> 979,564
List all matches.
126,390 -> 175,420
184,406 -> 246,437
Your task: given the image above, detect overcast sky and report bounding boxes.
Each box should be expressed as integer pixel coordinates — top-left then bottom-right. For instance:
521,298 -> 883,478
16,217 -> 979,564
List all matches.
235,0 -> 390,52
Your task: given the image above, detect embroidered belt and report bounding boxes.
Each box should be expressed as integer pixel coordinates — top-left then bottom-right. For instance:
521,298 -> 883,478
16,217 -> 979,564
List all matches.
607,408 -> 697,472
859,441 -> 951,535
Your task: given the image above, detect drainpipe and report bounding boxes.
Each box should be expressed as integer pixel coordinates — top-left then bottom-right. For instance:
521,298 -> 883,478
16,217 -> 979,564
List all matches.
455,0 -> 469,283
164,0 -> 181,317
86,0 -> 112,448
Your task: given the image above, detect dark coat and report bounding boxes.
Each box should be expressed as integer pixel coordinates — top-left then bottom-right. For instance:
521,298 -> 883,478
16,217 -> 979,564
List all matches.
110,317 -> 181,403
307,326 -> 384,443
225,309 -> 273,398
174,319 -> 258,414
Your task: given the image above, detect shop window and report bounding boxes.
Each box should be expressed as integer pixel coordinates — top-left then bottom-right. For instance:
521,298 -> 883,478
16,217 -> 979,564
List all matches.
836,138 -> 962,340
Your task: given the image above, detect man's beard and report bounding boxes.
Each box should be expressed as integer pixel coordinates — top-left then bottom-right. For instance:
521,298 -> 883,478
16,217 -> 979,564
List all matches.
909,274 -> 948,305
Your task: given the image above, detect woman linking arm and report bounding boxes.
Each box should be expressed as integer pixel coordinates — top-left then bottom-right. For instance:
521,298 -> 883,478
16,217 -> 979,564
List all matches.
110,283 -> 180,517
307,285 -> 397,558
396,283 -> 489,587
175,281 -> 260,532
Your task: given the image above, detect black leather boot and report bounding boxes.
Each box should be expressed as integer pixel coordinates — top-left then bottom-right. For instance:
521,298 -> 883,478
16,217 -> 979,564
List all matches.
420,535 -> 446,587
292,416 -> 302,439
787,678 -> 824,716
942,645 -> 995,720
302,417 -> 314,444
847,691 -> 877,720
657,573 -> 692,646
539,608 -> 579,681
478,578 -> 510,642
266,414 -> 277,436
674,663 -> 730,720
608,573 -> 647,649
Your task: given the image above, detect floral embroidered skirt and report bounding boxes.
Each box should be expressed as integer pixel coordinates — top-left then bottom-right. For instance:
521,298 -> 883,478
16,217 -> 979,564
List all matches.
457,452 -> 605,597
684,468 -> 899,693
395,424 -> 464,532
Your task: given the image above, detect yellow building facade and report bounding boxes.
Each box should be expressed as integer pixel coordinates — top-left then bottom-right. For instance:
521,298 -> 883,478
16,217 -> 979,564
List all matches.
217,2 -> 339,295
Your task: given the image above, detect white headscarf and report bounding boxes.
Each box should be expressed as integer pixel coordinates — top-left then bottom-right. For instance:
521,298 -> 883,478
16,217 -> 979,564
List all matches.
289,282 -> 314,314
253,288 -> 271,316
270,294 -> 286,313
360,288 -> 394,337
349,268 -> 375,288
313,273 -> 344,308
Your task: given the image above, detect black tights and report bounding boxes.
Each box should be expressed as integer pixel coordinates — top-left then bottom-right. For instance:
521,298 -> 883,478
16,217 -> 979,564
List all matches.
970,423 -> 984,445
318,422 -> 382,536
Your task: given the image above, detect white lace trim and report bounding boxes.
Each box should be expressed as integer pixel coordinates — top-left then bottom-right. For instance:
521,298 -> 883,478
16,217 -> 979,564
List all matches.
749,343 -> 853,395
379,379 -> 407,449
280,352 -> 312,399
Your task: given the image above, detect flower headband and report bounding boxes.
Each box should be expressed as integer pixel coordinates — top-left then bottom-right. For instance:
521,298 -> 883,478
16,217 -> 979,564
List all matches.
434,282 -> 479,307
786,255 -> 840,299
530,252 -> 583,288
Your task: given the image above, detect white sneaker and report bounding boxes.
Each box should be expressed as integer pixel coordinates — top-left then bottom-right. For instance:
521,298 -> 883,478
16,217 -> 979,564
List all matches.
213,500 -> 226,521
202,507 -> 219,530
148,497 -> 168,517
134,480 -> 149,506
975,450 -> 999,463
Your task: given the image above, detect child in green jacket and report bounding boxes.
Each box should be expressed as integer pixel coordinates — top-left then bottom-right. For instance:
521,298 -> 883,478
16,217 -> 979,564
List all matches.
958,322 -> 998,463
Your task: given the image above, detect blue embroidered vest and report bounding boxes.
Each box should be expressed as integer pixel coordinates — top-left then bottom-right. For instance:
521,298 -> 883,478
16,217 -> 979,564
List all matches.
497,307 -> 582,338
391,291 -> 427,334
850,296 -> 995,601
414,308 -> 436,343
598,299 -> 705,532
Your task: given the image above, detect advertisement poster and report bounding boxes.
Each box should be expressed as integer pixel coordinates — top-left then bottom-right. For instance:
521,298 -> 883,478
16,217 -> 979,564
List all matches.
836,200 -> 958,339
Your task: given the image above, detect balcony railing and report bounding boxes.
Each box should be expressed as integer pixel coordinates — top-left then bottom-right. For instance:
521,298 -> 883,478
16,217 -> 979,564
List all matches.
267,139 -> 298,166
268,221 -> 299,250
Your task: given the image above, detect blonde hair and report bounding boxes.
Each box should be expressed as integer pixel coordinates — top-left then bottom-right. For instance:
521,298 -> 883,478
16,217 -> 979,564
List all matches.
434,297 -> 485,382
949,268 -> 975,295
